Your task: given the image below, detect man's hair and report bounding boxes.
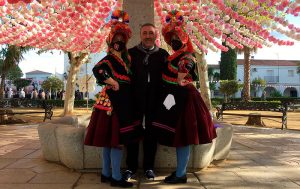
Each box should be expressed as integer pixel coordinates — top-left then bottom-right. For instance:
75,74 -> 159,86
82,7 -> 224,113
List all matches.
140,23 -> 156,31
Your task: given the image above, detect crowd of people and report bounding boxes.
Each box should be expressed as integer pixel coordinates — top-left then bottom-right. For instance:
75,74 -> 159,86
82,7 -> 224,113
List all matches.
84,9 -> 217,188
4,88 -> 69,100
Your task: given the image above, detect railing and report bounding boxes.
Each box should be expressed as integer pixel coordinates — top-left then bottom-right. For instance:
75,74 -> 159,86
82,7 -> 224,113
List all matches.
264,76 -> 279,83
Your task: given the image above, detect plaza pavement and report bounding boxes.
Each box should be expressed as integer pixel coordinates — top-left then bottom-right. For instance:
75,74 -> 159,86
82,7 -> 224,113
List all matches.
0,124 -> 300,189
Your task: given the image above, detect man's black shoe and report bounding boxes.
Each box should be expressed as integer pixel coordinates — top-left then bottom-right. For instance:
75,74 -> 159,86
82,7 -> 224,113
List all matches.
110,177 -> 133,188
164,172 -> 187,184
145,170 -> 155,180
122,170 -> 135,181
100,174 -> 111,183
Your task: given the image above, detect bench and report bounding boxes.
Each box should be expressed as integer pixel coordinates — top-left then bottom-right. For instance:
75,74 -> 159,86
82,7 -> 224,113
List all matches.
216,101 -> 288,130
0,103 -> 53,123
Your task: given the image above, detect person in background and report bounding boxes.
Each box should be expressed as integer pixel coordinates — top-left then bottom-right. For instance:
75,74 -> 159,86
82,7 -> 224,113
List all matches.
151,10 -> 217,184
123,23 -> 169,181
61,90 -> 66,100
41,90 -> 45,100
261,91 -> 267,101
33,89 -> 38,99
46,90 -> 50,100
8,88 -> 13,99
84,10 -> 143,188
20,88 -> 25,99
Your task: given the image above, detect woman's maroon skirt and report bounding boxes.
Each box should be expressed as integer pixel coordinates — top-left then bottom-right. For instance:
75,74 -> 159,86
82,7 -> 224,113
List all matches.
84,109 -> 120,147
152,84 -> 217,147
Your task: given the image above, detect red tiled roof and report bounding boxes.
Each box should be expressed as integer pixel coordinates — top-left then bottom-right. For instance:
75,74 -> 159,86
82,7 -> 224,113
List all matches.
237,59 -> 299,66
26,70 -> 52,75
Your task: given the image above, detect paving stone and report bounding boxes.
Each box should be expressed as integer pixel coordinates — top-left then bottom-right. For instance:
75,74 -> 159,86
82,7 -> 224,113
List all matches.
0,140 -> 16,147
0,169 -> 36,183
24,149 -> 43,159
1,149 -> 36,159
18,142 -> 41,150
201,180 -> 252,189
235,169 -> 288,182
29,170 -> 81,184
295,181 -> 300,186
195,169 -> 243,182
6,158 -> 45,169
74,183 -> 135,189
0,184 -> 73,189
266,167 -> 300,181
140,182 -> 204,189
31,161 -> 68,174
0,158 -> 17,169
0,144 -> 24,155
77,173 -> 100,184
244,180 -> 300,188
139,172 -> 201,189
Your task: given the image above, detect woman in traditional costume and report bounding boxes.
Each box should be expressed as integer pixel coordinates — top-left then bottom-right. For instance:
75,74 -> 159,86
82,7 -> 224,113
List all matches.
84,10 -> 143,188
151,10 -> 217,184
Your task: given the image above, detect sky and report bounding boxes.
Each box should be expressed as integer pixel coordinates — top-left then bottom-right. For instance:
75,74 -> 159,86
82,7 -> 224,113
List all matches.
19,50 -> 65,75
19,15 -> 300,76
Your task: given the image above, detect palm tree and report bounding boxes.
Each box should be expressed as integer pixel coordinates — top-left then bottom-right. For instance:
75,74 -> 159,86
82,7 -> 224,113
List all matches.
0,45 -> 32,99
237,47 -> 257,101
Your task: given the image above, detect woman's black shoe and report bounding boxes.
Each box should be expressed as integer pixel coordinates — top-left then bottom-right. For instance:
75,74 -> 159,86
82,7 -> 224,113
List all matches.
110,177 -> 133,188
164,172 -> 187,184
101,174 -> 111,183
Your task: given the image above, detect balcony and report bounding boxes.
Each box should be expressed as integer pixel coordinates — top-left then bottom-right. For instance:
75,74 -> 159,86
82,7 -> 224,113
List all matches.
264,76 -> 279,83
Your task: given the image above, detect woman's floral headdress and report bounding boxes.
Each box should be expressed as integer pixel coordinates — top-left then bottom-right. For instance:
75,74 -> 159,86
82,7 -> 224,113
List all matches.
106,10 -> 132,46
162,10 -> 194,53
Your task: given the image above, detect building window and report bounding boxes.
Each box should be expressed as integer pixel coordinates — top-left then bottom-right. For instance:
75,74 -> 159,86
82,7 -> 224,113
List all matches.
288,70 -> 294,77
252,68 -> 257,72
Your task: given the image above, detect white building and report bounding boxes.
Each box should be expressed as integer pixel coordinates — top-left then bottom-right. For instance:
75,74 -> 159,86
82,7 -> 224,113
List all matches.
63,52 -> 105,99
25,70 -> 62,90
208,59 -> 300,98
236,59 -> 300,97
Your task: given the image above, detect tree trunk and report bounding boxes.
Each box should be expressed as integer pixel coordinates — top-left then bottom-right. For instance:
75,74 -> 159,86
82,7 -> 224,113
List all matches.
63,52 -> 89,116
195,52 -> 212,110
0,74 -> 6,99
224,94 -> 228,103
243,47 -> 251,101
